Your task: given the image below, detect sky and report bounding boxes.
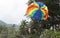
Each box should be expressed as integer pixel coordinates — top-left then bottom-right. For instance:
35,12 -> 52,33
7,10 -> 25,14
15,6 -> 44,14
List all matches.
0,0 -> 28,24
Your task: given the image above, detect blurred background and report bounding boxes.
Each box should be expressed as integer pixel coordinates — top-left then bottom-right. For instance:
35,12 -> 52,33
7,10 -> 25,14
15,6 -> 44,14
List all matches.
0,0 -> 60,38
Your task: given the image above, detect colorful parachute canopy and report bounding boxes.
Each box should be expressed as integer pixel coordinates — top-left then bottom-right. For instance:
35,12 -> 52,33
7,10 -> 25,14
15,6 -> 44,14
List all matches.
26,2 -> 48,21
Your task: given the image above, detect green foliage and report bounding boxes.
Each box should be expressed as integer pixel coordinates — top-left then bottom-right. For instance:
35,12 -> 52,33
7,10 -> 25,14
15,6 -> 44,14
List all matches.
0,20 -> 60,38
0,24 -> 16,38
19,20 -> 28,35
41,30 -> 60,38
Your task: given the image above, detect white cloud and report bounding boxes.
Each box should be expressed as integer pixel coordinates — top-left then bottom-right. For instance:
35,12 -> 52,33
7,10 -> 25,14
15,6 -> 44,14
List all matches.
0,0 -> 28,24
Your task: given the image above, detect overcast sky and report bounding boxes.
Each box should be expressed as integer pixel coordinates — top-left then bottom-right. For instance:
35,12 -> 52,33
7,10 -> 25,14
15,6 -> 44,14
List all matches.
0,0 -> 28,24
